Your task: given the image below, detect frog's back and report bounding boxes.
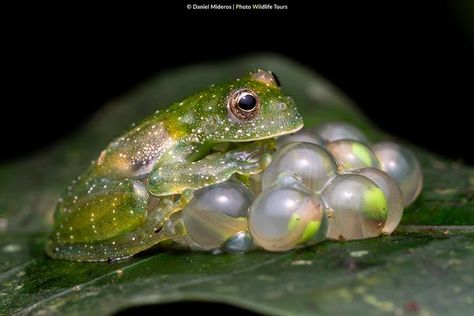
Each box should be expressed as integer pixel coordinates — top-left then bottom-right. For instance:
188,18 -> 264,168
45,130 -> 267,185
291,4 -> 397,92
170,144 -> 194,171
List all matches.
93,117 -> 177,179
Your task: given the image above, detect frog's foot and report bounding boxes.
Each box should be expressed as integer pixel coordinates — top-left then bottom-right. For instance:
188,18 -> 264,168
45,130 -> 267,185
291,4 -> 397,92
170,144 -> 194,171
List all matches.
148,144 -> 272,196
224,144 -> 272,175
46,196 -> 188,262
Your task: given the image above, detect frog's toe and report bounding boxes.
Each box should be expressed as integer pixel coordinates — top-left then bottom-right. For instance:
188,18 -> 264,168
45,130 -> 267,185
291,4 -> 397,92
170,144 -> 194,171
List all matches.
236,151 -> 272,175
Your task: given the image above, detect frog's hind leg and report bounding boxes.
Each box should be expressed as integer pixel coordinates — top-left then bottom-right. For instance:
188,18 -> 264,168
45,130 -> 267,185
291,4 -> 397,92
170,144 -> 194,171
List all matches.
46,193 -> 189,262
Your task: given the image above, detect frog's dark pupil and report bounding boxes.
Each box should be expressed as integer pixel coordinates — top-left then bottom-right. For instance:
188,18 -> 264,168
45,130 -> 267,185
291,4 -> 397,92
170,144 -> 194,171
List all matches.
238,94 -> 257,111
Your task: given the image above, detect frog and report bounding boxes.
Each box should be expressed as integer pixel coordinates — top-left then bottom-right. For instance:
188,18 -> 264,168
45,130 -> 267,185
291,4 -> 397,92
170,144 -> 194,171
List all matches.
45,69 -> 304,262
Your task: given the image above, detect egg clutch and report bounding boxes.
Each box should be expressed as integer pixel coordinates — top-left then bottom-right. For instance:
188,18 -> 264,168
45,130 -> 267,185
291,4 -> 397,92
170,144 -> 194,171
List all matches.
174,122 -> 423,253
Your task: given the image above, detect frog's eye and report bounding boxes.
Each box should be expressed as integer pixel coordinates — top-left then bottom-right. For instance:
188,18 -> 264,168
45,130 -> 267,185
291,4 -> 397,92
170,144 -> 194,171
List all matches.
228,89 -> 260,121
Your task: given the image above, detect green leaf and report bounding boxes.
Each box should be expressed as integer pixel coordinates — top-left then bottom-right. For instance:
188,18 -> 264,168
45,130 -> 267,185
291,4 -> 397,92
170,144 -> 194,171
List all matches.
1,54 -> 473,315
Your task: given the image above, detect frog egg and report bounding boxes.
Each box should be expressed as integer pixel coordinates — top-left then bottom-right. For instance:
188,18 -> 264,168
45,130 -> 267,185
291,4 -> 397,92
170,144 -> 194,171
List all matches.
312,122 -> 368,143
276,128 -> 325,149
372,142 -> 423,206
326,140 -> 379,171
351,168 -> 403,234
322,174 -> 388,240
262,142 -> 338,192
221,231 -> 254,254
182,179 -> 254,250
249,175 -> 327,251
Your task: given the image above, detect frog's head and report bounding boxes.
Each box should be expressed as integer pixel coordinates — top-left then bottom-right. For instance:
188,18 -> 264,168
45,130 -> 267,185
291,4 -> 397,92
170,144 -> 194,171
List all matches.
185,69 -> 304,143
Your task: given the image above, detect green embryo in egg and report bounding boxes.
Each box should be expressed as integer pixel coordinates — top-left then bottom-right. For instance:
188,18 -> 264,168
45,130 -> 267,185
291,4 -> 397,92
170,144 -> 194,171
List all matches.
46,69 -> 423,262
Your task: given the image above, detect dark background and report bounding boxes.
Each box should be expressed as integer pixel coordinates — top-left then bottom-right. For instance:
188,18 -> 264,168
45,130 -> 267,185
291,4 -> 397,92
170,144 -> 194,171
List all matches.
2,1 -> 474,164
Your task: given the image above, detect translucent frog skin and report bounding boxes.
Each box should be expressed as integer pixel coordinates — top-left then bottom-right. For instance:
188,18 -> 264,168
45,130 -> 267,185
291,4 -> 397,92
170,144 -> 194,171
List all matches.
46,69 -> 304,262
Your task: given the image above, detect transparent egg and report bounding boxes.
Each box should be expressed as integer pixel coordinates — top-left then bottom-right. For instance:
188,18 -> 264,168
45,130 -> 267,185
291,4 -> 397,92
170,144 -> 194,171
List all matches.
222,231 -> 254,254
322,174 -> 388,240
262,142 -> 337,192
312,122 -> 368,143
351,168 -> 403,234
182,179 -> 254,250
372,142 -> 423,206
249,175 -> 327,251
326,140 -> 379,171
276,128 -> 325,149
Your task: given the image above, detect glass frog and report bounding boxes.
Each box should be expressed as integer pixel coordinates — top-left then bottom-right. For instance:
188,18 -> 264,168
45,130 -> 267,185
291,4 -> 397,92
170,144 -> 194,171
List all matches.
46,69 -> 304,262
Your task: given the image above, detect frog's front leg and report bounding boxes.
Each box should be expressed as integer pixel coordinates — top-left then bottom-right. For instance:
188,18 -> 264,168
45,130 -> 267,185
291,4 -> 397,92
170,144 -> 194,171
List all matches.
148,143 -> 272,196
